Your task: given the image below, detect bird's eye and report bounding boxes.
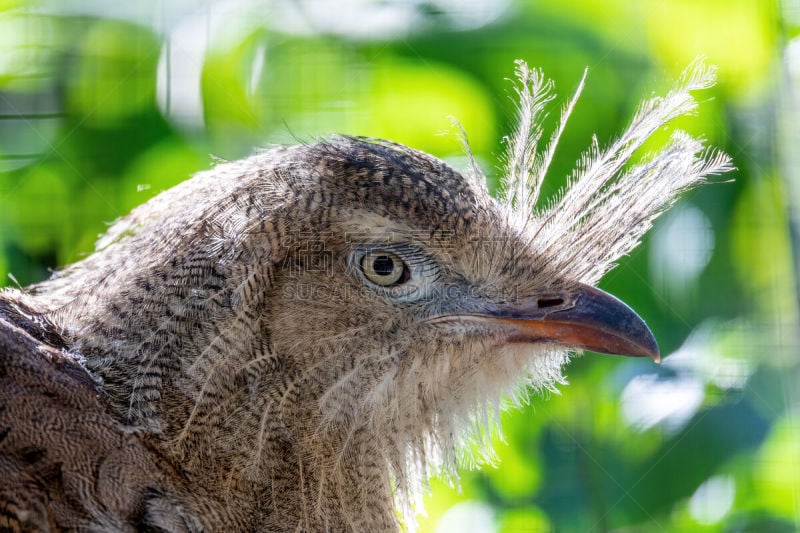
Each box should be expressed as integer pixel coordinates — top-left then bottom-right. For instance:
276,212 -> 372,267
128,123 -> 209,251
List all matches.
361,251 -> 409,287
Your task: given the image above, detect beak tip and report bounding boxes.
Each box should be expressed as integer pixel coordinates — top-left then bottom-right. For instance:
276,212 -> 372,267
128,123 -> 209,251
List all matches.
574,284 -> 662,363
640,330 -> 660,363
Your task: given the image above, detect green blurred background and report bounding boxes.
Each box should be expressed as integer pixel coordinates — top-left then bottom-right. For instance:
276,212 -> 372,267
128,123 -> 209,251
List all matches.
0,0 -> 797,531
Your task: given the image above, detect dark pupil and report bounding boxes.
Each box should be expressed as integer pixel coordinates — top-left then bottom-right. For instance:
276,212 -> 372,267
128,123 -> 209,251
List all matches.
373,255 -> 395,276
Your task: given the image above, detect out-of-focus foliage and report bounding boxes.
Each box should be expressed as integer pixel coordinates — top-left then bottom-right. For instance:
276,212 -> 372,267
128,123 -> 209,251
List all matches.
0,1 -> 797,531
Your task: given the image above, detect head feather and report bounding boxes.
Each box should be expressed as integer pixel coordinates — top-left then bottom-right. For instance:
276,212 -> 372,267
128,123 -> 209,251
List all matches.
500,58 -> 733,285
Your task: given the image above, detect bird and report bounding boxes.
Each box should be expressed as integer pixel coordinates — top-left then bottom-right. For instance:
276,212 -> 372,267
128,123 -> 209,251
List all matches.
0,60 -> 731,531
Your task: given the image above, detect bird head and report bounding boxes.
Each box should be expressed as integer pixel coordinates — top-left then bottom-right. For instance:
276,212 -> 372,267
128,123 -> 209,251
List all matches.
267,138 -> 660,447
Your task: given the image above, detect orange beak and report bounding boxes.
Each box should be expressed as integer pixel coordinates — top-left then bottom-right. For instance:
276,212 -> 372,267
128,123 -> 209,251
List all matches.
483,283 -> 660,362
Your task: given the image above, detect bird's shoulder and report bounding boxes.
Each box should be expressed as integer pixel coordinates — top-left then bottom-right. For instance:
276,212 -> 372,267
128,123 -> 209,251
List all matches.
0,297 -> 209,532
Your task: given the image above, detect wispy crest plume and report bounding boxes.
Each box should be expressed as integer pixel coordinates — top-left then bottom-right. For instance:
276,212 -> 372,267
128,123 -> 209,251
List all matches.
500,58 -> 733,283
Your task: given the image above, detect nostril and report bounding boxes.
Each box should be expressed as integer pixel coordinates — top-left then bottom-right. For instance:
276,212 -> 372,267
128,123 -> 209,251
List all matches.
537,297 -> 564,309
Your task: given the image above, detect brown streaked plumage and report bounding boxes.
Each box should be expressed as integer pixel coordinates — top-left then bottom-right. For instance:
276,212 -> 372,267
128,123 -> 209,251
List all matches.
0,60 -> 731,531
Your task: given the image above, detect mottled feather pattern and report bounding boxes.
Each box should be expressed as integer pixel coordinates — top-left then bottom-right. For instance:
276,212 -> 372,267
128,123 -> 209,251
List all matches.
0,61 -> 730,531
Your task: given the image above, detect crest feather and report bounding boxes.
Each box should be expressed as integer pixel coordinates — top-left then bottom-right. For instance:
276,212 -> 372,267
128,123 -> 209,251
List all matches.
501,58 -> 733,284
